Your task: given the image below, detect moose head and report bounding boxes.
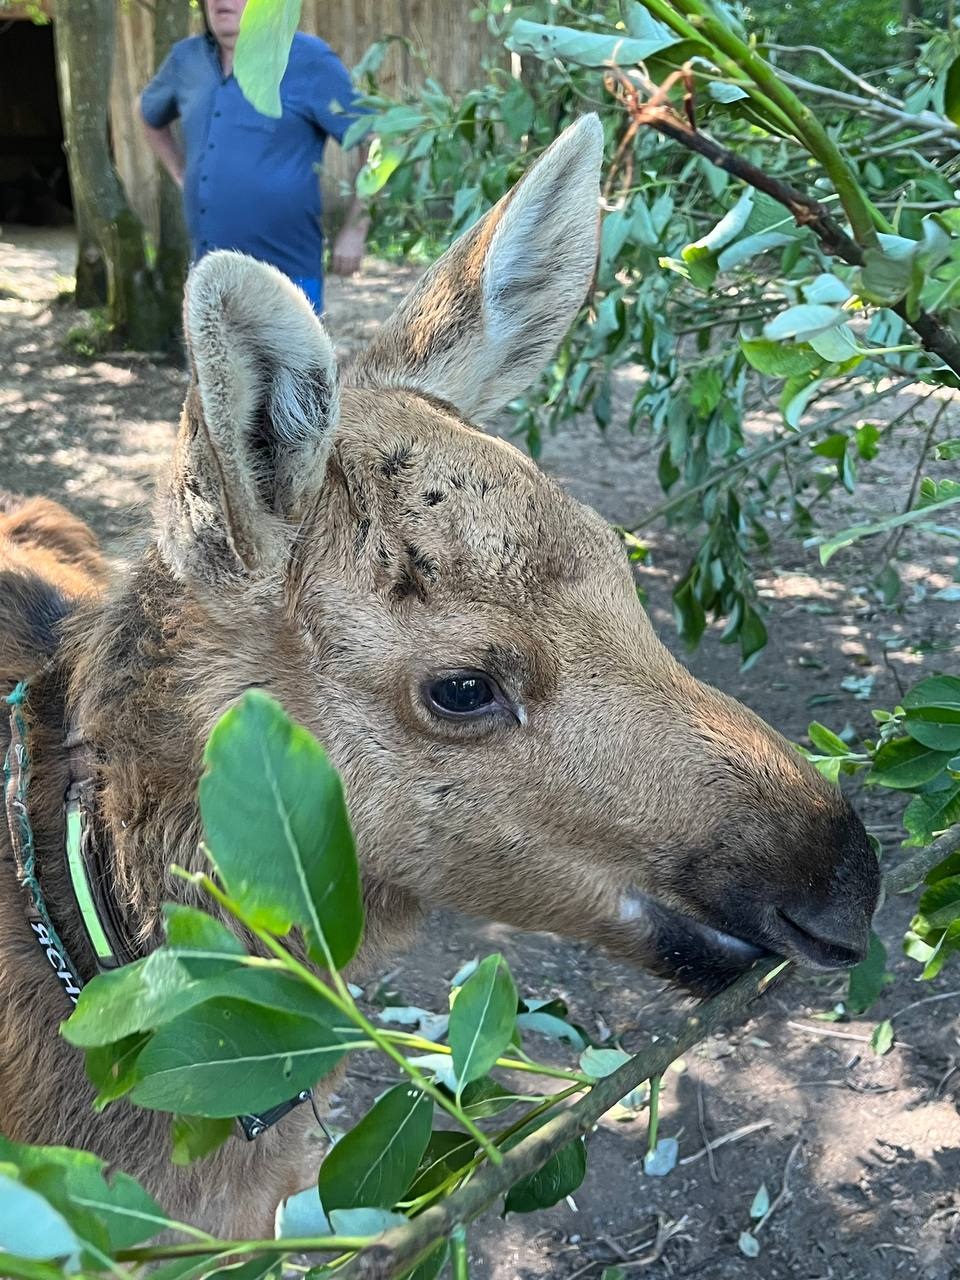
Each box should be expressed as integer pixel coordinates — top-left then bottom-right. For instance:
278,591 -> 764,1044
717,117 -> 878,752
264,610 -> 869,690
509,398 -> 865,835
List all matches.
149,115 -> 879,994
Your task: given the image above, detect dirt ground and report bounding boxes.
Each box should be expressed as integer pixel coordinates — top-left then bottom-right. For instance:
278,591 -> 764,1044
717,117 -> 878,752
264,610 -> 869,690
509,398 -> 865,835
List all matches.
1,227 -> 959,1280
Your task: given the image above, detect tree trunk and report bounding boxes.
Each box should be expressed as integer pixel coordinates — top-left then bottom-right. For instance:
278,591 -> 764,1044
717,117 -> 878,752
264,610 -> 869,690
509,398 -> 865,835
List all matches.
153,0 -> 191,352
54,0 -> 167,350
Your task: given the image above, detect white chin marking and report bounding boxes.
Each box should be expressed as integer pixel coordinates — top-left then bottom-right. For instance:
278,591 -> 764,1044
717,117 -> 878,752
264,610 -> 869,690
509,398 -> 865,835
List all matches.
617,894 -> 646,923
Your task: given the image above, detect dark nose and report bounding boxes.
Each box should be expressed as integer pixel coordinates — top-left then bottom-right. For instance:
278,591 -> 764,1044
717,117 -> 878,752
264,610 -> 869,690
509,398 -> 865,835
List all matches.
771,901 -> 870,970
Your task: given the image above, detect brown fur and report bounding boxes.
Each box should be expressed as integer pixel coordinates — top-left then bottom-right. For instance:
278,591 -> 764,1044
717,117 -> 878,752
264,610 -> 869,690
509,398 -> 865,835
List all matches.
0,119 -> 879,1237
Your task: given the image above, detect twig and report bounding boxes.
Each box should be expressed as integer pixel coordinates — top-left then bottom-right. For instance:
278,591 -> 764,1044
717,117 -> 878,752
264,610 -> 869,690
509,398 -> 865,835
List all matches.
754,1137 -> 804,1235
882,649 -> 906,701
598,1234 -> 631,1262
879,396 -> 953,563
891,991 -> 960,1022
678,1118 -> 773,1166
696,1076 -> 719,1183
621,1215 -> 691,1269
771,66 -> 960,147
762,43 -> 908,110
787,1022 -> 872,1043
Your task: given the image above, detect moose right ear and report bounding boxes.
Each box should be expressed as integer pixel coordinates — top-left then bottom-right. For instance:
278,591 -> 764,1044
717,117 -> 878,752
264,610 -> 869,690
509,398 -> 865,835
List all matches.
158,252 -> 340,583
354,114 -> 603,423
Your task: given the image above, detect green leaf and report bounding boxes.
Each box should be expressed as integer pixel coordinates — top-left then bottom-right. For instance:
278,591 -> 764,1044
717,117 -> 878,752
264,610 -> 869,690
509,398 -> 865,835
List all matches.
807,722 -> 854,757
808,324 -> 859,364
163,903 -> 246,959
738,1231 -> 761,1258
505,18 -> 686,67
901,676 -> 960,751
64,952 -> 197,1048
856,423 -> 881,461
401,1241 -> 449,1280
67,959 -> 337,1051
0,1173 -> 79,1266
870,1019 -> 894,1055
803,274 -> 852,305
917,875 -> 960,930
579,1047 -> 632,1078
130,999 -> 355,1117
860,240 -> 917,306
357,142 -> 409,197
405,1130 -> 477,1199
763,304 -> 843,342
318,1084 -> 433,1212
0,1258 -> 70,1280
276,1187 -> 330,1238
738,338 -> 820,378
200,690 -> 363,969
945,54 -> 960,126
453,1077 -> 517,1119
503,1139 -> 586,1214
708,81 -> 749,103
85,1031 -> 150,1108
870,738 -> 954,790
328,1207 -> 408,1235
749,1183 -> 770,1219
233,0 -> 301,118
739,604 -> 767,664
847,930 -> 887,1015
515,1010 -> 587,1049
780,373 -> 823,429
448,954 -> 518,1094
0,1138 -> 169,1253
171,1115 -> 235,1166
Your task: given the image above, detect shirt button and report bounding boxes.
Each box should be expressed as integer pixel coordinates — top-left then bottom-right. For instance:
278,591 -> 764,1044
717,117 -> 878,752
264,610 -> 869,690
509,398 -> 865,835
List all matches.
214,110 -> 221,118
201,174 -> 208,182
200,207 -> 207,214
208,142 -> 214,150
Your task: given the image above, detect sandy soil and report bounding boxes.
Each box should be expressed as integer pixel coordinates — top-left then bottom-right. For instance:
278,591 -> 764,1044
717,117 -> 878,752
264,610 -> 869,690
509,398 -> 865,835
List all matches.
1,226 -> 959,1280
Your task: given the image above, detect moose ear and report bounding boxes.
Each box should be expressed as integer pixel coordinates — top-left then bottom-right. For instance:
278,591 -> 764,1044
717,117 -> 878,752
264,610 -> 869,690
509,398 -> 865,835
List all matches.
354,114 -> 603,421
159,252 -> 339,581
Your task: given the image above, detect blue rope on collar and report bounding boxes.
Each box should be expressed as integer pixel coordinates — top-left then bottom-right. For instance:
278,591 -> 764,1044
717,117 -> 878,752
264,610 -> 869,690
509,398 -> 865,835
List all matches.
4,680 -> 29,707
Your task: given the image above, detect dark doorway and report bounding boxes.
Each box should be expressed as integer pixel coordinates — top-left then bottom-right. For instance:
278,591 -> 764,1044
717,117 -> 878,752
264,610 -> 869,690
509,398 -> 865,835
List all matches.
0,19 -> 73,225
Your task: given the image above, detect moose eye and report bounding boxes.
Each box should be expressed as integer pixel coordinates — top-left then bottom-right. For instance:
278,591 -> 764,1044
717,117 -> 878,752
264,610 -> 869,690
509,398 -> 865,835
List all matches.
426,673 -> 499,719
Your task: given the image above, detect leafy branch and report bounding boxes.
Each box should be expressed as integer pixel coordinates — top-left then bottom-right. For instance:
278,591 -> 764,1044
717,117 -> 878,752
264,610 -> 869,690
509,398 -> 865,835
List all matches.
604,64 -> 960,376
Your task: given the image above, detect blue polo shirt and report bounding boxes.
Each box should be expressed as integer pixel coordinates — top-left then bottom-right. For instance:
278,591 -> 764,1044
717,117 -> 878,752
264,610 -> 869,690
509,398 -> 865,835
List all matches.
141,34 -> 364,298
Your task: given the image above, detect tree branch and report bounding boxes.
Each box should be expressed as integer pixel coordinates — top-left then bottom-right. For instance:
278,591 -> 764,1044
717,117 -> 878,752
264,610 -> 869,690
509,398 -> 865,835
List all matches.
335,961 -> 783,1280
885,824 -> 960,896
321,819 -> 959,1280
613,90 -> 960,378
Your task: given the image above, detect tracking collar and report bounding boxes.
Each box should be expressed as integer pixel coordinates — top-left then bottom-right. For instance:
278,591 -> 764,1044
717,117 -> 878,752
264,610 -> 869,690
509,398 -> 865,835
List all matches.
4,678 -> 310,1141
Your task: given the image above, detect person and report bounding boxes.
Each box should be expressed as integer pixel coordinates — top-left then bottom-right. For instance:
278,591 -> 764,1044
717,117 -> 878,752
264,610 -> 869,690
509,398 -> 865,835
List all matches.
139,0 -> 371,314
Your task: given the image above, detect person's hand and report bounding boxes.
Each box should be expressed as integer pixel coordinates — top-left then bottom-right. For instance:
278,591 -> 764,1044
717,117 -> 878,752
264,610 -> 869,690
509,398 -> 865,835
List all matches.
331,223 -> 367,276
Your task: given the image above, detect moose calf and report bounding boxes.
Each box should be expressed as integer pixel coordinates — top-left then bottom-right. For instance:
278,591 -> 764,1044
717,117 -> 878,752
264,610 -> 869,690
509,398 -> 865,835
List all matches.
0,116 -> 879,1235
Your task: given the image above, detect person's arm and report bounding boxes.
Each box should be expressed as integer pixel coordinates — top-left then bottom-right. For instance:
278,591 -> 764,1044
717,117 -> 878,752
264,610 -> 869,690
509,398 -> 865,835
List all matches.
140,109 -> 186,189
330,141 -> 371,277
139,44 -> 184,187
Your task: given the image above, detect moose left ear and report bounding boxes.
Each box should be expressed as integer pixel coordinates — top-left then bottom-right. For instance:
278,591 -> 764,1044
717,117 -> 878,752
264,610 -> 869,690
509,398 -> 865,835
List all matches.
354,114 -> 603,422
159,252 -> 340,582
